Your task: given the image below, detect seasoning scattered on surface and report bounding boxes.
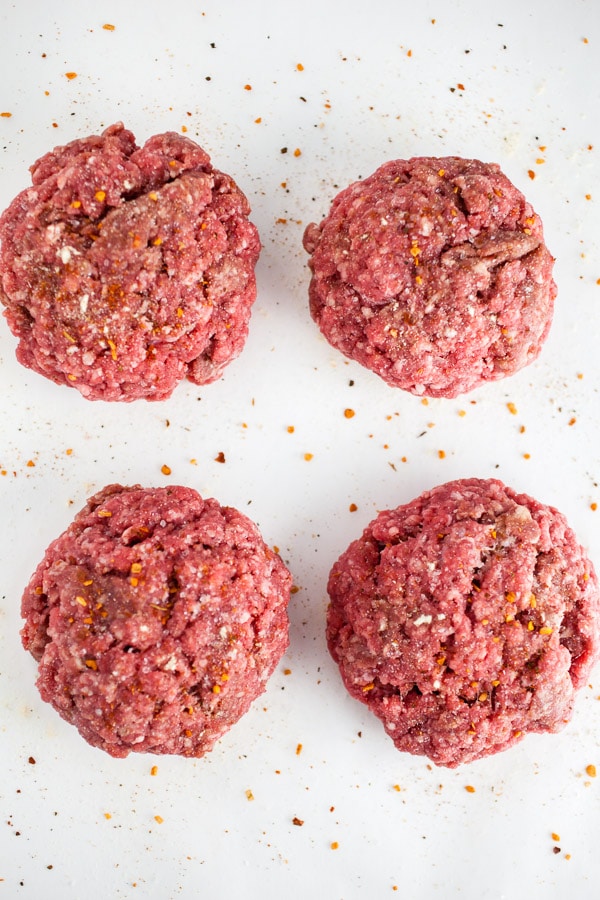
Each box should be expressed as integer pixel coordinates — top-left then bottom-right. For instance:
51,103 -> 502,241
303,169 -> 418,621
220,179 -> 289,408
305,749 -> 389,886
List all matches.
245,789 -> 255,801
161,464 -> 172,476
292,816 -> 304,826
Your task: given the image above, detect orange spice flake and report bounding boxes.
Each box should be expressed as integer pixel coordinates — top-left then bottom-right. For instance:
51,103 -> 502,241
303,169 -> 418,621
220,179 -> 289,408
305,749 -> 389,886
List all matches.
95,190 -> 106,202
586,764 -> 597,777
293,148 -> 302,157
591,503 -> 598,511
161,464 -> 172,476
154,815 -> 164,824
287,425 -> 295,433
465,785 -> 476,793
295,742 -> 303,755
97,509 -> 112,517
85,659 -> 97,670
344,408 -> 355,418
102,23 -> 116,30
296,62 -> 304,71
1,111 -> 12,118
528,170 -> 536,180
150,765 -> 158,776
65,72 -> 78,80
330,841 -> 339,850
438,450 -> 446,459
244,84 -> 252,91
506,401 -> 518,415
104,812 -> 112,819
349,503 -> 358,512
303,452 -> 314,461
214,451 -> 226,464
245,789 -> 254,801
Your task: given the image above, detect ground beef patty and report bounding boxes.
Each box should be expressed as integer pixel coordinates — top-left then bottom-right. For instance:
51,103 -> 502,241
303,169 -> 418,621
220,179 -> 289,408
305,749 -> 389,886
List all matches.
326,478 -> 600,767
0,123 -> 260,401
21,484 -> 291,758
303,157 -> 556,398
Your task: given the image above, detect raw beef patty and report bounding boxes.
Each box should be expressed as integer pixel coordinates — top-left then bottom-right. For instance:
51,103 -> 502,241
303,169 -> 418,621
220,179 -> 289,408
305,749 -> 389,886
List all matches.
0,123 -> 260,400
326,477 -> 599,766
304,157 -> 556,398
21,484 -> 291,758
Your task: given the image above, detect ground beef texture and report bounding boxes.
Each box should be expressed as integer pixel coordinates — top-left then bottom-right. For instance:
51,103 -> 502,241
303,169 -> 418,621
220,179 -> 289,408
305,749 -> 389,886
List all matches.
21,484 -> 291,758
0,123 -> 260,401
303,157 -> 556,398
326,478 -> 600,767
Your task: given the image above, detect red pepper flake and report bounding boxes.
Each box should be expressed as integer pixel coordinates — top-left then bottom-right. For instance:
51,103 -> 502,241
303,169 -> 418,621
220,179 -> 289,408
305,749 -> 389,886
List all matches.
102,23 -> 116,30
65,72 -> 78,80
528,170 -> 536,180
161,464 -> 172,476
349,503 -> 358,512
457,82 -> 465,90
28,756 -> 36,765
214,451 -> 226,464
244,83 -> 252,91
344,408 -> 355,418
568,416 -> 576,426
1,111 -> 12,118
292,816 -> 304,826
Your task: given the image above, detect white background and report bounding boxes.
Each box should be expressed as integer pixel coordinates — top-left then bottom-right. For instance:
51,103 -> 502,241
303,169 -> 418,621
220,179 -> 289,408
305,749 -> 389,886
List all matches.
0,1 -> 599,898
